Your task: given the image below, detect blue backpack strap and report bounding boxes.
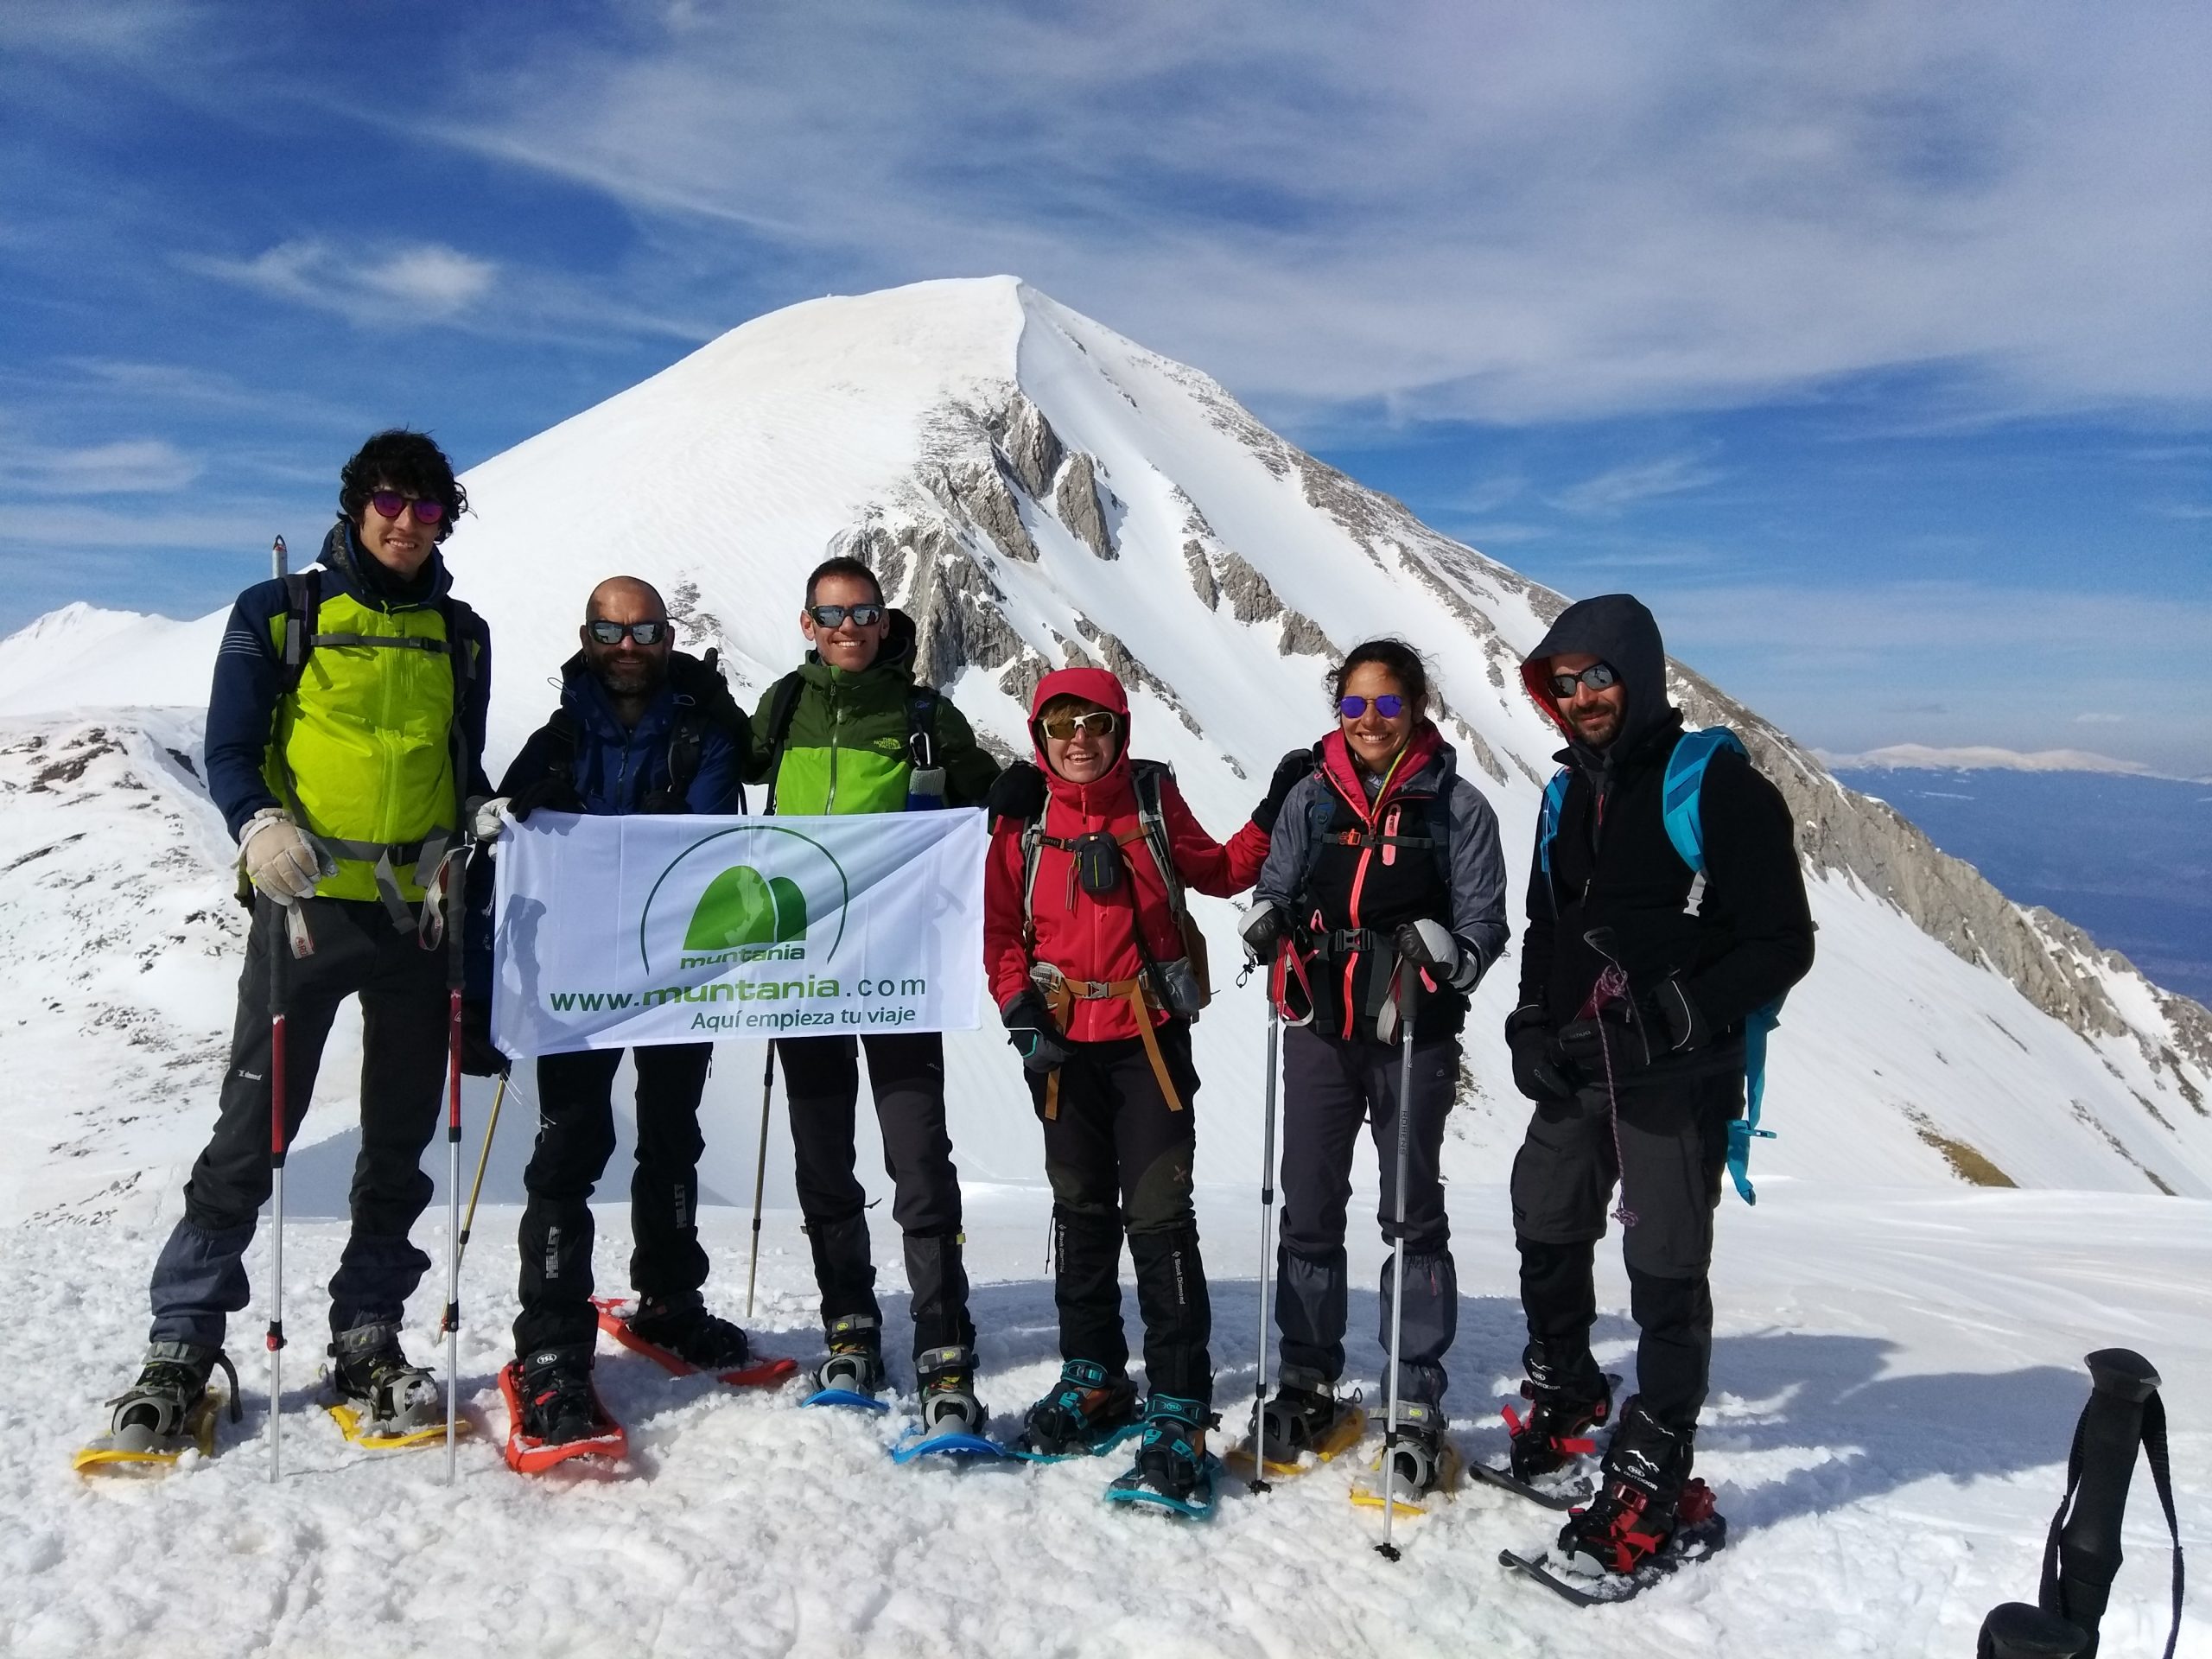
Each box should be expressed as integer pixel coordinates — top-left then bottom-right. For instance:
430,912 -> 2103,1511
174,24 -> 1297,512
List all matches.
1661,727 -> 1745,874
1665,727 -> 1780,1204
1535,767 -> 1571,878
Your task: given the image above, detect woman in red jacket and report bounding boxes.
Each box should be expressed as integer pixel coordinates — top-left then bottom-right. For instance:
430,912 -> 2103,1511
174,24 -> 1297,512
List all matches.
983,666 -> 1276,1507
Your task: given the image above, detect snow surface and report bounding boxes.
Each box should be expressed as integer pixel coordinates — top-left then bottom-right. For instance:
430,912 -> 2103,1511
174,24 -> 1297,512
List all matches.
2,278 -> 2209,1655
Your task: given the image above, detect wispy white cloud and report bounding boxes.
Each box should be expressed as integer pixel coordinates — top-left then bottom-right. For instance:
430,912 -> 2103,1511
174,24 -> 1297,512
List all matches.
2074,712 -> 2126,724
1549,452 -> 1726,516
185,239 -> 496,325
394,0 -> 2212,422
0,436 -> 200,494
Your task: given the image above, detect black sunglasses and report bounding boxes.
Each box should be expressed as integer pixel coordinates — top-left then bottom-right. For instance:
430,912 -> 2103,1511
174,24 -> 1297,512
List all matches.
1547,662 -> 1618,700
808,603 -> 884,628
587,620 -> 668,646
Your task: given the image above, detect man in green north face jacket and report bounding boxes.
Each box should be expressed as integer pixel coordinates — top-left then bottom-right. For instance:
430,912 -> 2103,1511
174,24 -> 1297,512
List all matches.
746,555 -> 999,1433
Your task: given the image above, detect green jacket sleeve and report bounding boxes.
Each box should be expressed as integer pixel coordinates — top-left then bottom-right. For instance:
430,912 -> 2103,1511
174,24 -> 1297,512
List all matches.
934,698 -> 1001,807
741,683 -> 779,786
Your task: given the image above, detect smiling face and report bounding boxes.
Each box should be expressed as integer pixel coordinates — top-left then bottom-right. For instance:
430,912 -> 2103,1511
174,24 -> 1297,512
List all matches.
1039,697 -> 1122,783
355,480 -> 439,580
1548,651 -> 1629,750
1338,659 -> 1418,773
800,571 -> 886,672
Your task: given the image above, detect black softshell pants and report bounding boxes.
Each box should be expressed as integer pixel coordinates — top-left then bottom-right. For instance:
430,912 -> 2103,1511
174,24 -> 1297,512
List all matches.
1509,1066 -> 1740,1429
147,895 -> 446,1350
1275,1022 -> 1460,1409
777,1032 -> 973,1364
512,1042 -> 715,1355
1026,1017 -> 1211,1405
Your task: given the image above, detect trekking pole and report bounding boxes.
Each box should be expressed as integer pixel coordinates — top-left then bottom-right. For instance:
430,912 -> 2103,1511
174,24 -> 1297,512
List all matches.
1249,988 -> 1282,1494
454,1070 -> 511,1279
441,861 -> 466,1484
1376,969 -> 1419,1562
744,1045 -> 776,1319
264,895 -> 293,1483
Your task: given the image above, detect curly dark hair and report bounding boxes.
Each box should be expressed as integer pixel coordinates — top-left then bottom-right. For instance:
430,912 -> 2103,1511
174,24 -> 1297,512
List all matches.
338,429 -> 467,542
804,555 -> 884,607
1328,637 -> 1431,712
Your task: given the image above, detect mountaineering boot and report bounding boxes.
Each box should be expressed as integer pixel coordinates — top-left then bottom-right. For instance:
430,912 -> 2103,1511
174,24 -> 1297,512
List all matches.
812,1313 -> 887,1397
1505,1341 -> 1612,1483
518,1344 -> 599,1446
915,1344 -> 986,1436
626,1296 -> 752,1370
1133,1394 -> 1212,1502
1558,1395 -> 1709,1576
329,1320 -> 440,1432
107,1341 -> 238,1452
1379,1398 -> 1448,1500
1021,1359 -> 1139,1456
1258,1364 -> 1356,1465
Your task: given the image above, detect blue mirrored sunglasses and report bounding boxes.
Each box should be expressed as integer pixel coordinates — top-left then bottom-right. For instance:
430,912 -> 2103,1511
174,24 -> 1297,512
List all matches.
1338,694 -> 1405,720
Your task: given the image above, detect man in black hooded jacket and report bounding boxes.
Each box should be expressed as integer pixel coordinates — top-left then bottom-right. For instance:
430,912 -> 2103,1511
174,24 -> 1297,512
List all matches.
1503,593 -> 1813,1575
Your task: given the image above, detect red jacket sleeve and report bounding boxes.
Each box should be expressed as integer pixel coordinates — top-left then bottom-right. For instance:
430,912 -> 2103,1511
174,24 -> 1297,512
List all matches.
1160,779 -> 1268,899
982,820 -> 1034,1014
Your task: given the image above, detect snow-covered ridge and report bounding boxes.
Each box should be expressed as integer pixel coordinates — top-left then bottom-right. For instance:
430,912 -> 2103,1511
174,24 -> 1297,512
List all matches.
1817,742 -> 2192,780
3,275 -> 2209,1212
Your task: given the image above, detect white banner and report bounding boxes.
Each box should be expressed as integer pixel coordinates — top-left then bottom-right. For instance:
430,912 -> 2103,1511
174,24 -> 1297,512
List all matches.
491,809 -> 988,1057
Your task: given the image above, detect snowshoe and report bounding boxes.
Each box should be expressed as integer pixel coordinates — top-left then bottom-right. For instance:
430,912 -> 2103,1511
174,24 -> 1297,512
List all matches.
1500,1479 -> 1726,1606
1477,1352 -> 1614,1509
501,1344 -> 626,1474
891,1345 -> 1007,1465
1351,1400 -> 1464,1517
324,1320 -> 447,1449
76,1342 -> 240,1475
1012,1359 -> 1141,1461
1227,1368 -> 1366,1482
1553,1396 -> 1708,1580
802,1313 -> 890,1413
594,1296 -> 798,1389
1104,1394 -> 1221,1521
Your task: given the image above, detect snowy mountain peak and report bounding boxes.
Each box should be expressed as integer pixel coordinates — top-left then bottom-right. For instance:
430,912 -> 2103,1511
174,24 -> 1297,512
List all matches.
3,276 -> 2210,1211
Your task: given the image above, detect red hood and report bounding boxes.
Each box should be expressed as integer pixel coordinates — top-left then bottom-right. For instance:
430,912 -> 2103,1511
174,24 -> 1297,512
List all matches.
1317,721 -> 1445,821
1521,657 -> 1574,743
1030,666 -> 1134,816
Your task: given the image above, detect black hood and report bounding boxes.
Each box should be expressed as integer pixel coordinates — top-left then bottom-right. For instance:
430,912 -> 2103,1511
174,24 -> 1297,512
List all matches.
1521,593 -> 1672,767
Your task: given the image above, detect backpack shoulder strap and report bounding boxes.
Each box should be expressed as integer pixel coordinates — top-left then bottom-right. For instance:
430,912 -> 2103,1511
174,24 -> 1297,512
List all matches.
277,569 -> 320,694
1662,727 -> 1747,874
1294,785 -> 1340,911
1018,809 -> 1048,950
1128,759 -> 1187,922
1536,766 -> 1572,879
761,671 -> 806,814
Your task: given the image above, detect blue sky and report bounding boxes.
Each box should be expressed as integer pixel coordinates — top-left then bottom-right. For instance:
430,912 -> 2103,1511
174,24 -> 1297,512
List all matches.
3,2 -> 2207,768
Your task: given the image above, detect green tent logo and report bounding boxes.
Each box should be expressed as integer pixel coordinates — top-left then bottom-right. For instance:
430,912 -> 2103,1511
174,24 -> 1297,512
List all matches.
684,865 -> 808,955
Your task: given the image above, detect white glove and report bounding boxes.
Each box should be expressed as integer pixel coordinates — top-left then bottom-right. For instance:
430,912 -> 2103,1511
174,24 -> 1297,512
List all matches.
1395,918 -> 1480,990
471,795 -> 511,842
240,808 -> 323,903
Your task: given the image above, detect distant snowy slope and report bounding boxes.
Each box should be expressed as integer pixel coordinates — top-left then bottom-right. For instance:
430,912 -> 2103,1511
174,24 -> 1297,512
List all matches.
0,603 -> 223,716
3,276 -> 2209,1221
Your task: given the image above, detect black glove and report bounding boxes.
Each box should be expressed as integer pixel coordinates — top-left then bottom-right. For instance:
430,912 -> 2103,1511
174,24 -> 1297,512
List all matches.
1238,900 -> 1287,965
1395,918 -> 1478,990
507,770 -> 583,823
987,760 -> 1047,824
1250,748 -> 1312,833
1505,1005 -> 1575,1102
460,997 -> 509,1078
1001,989 -> 1069,1073
1557,1000 -> 1647,1083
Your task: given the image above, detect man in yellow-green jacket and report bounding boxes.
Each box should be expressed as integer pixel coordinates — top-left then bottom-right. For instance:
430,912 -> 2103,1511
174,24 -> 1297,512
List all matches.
104,430 -> 493,1455
748,556 -> 998,1428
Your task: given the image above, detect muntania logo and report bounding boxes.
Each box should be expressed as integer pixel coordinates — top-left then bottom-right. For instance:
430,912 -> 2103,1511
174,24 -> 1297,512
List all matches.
639,825 -> 849,975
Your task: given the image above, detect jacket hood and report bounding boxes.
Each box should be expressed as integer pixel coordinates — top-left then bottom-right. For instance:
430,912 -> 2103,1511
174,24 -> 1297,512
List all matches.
320,518 -> 451,609
1521,593 -> 1670,763
1029,666 -> 1134,815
